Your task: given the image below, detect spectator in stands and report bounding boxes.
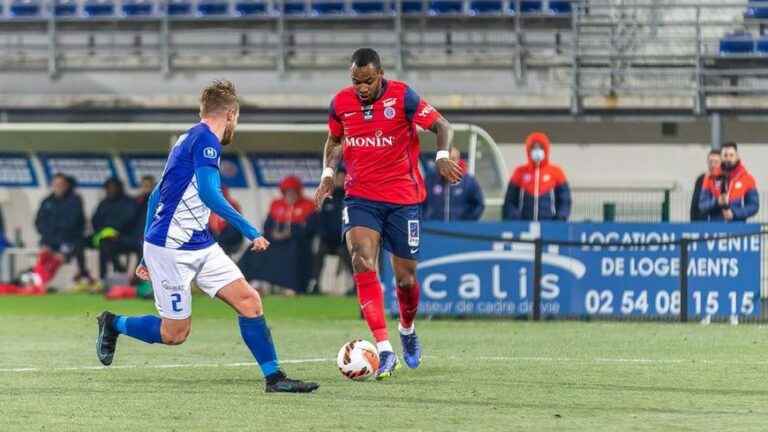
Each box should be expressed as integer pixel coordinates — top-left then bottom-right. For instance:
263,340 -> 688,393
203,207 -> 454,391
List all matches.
502,132 -> 571,221
238,176 -> 317,294
134,175 -> 155,225
690,150 -> 722,221
698,142 -> 759,222
423,147 -> 485,221
91,177 -> 140,286
21,174 -> 90,294
309,165 -> 352,295
209,186 -> 244,255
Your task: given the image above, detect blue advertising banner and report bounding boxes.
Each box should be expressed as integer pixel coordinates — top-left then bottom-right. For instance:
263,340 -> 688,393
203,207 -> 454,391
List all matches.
0,153 -> 38,187
249,153 -> 322,187
38,153 -> 116,188
382,222 -> 762,319
121,153 -> 247,188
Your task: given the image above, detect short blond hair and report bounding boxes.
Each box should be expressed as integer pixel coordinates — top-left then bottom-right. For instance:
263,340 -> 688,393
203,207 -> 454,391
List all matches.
200,79 -> 239,117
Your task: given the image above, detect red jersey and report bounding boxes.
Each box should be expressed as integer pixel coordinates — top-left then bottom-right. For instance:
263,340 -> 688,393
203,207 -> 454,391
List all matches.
328,79 -> 441,205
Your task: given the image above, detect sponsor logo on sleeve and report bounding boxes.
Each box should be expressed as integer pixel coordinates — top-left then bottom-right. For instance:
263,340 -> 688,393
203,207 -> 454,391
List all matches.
203,147 -> 218,159
418,104 -> 435,117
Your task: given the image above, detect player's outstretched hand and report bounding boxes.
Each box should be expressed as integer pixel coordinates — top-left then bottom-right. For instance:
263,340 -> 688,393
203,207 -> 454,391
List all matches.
436,158 -> 463,184
314,176 -> 334,210
135,264 -> 150,281
251,236 -> 270,253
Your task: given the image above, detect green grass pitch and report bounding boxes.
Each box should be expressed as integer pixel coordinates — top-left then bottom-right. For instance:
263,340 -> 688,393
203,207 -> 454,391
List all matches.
1,294 -> 767,431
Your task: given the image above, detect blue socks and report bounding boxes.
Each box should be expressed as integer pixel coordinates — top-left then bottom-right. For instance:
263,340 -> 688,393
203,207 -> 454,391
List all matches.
110,314 -> 280,377
238,315 -> 280,377
113,315 -> 163,344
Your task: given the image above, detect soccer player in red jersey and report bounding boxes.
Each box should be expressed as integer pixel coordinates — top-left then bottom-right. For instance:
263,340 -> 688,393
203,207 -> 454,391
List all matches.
314,48 -> 463,379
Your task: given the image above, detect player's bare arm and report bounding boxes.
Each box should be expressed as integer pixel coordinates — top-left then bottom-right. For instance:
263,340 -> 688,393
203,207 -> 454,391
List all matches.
431,116 -> 462,184
314,133 -> 343,209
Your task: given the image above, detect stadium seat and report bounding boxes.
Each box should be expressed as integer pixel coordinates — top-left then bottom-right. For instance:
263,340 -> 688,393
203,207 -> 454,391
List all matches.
83,0 -> 116,16
509,0 -> 541,13
351,0 -> 386,14
122,0 -> 154,16
392,0 -> 424,14
745,0 -> 768,19
54,0 -> 78,16
755,36 -> 768,54
166,0 -> 193,15
469,0 -> 505,15
10,0 -> 42,17
429,1 -> 464,15
548,0 -> 571,14
312,1 -> 345,15
197,0 -> 230,16
235,0 -> 268,16
283,0 -> 307,15
719,32 -> 755,55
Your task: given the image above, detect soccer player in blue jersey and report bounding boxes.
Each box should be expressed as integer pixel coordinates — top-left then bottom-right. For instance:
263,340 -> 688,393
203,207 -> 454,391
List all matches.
95,80 -> 318,393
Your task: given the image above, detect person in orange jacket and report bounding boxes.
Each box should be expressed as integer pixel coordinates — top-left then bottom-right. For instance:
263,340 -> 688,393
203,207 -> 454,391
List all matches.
502,132 -> 571,221
698,142 -> 759,222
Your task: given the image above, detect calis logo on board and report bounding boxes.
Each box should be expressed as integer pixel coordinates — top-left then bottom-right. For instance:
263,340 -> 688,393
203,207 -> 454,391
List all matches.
415,222 -> 586,316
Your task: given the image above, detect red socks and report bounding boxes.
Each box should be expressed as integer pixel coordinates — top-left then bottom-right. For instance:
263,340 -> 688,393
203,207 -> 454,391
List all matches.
354,271 -> 388,343
396,282 -> 420,329
33,250 -> 63,286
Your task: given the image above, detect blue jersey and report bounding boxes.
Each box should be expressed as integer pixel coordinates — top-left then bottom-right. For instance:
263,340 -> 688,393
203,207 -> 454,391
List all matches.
145,123 -> 222,250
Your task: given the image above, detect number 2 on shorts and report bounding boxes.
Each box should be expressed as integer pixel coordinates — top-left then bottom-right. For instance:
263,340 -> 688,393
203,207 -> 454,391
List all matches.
171,293 -> 183,313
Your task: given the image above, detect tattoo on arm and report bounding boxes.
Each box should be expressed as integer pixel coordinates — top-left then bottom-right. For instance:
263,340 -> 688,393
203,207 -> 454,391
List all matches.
323,134 -> 343,169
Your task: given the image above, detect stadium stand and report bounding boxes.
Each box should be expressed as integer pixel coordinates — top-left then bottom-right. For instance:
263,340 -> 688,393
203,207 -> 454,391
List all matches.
1,1 -> 768,115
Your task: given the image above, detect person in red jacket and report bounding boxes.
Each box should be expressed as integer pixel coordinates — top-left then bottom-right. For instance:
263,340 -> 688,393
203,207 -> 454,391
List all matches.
698,142 -> 759,222
502,132 -> 571,221
238,176 -> 317,293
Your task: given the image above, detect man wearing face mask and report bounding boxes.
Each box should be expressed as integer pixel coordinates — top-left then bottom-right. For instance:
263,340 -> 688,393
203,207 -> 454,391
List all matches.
698,142 -> 759,222
503,132 -> 571,222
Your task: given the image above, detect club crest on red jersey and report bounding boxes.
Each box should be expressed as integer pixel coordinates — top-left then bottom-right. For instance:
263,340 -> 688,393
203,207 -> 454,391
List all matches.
384,106 -> 396,119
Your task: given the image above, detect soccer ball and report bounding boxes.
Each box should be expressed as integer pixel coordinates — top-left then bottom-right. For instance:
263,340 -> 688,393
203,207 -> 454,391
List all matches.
337,339 -> 379,381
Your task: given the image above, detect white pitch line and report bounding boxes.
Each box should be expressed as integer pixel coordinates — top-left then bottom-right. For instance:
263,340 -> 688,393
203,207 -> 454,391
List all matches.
2,355 -> 767,374
0,358 -> 331,374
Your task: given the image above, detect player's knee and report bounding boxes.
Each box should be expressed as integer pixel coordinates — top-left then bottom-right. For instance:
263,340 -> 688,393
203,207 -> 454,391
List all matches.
396,273 -> 416,288
235,290 -> 263,318
350,246 -> 375,273
161,322 -> 191,345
